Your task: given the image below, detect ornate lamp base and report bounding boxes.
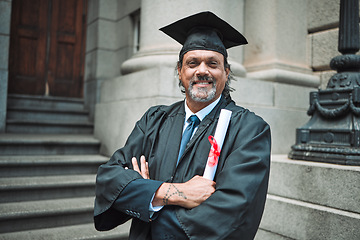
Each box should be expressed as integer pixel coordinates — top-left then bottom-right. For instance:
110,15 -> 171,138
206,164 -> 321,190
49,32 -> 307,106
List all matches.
289,144 -> 360,166
288,85 -> 360,166
290,0 -> 360,166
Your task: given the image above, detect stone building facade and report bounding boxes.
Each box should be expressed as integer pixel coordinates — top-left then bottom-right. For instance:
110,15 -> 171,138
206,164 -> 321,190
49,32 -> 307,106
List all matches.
92,0 -> 319,156
0,0 -> 359,239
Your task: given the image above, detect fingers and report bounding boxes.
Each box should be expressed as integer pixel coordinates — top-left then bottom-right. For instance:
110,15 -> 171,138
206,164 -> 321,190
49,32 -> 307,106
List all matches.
190,175 -> 216,186
132,157 -> 140,173
140,155 -> 149,179
131,155 -> 150,179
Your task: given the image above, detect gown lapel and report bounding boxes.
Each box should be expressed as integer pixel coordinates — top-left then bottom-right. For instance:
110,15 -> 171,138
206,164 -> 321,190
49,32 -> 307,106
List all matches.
157,104 -> 185,181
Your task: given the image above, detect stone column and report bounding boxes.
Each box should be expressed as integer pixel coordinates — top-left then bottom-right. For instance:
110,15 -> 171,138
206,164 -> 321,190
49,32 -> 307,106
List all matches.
121,0 -> 247,77
0,0 -> 11,133
85,0 -> 141,120
244,0 -> 319,87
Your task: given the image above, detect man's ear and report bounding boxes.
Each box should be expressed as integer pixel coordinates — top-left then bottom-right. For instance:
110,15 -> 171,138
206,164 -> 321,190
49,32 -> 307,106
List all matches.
177,66 -> 182,80
225,67 -> 230,80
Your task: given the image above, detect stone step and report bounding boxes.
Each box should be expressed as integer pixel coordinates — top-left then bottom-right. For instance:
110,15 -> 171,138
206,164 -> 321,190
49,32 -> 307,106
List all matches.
6,119 -> 94,134
0,134 -> 100,155
259,155 -> 360,239
7,105 -> 90,122
0,197 -> 95,234
0,174 -> 97,203
7,94 -> 85,112
0,154 -> 108,177
255,228 -> 293,240
269,155 -> 360,214
0,222 -> 130,240
259,194 -> 360,240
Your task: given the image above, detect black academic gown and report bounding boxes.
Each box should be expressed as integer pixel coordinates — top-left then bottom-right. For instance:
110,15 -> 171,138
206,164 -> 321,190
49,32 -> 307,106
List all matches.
94,95 -> 271,240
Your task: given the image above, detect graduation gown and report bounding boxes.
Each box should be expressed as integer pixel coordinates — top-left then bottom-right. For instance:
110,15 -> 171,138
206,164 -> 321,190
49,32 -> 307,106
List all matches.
94,95 -> 271,240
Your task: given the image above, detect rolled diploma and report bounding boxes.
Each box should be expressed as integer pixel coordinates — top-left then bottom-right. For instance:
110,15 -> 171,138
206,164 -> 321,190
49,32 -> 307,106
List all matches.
203,109 -> 232,180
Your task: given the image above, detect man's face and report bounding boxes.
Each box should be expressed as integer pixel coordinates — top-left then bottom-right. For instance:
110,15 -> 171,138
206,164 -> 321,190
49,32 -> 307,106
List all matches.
178,50 -> 229,107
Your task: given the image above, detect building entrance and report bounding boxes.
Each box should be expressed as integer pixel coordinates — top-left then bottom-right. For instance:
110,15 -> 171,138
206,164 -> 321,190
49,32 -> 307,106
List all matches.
8,0 -> 87,98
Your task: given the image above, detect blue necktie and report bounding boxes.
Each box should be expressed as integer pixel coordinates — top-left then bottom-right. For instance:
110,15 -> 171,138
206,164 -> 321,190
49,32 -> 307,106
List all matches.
177,115 -> 200,165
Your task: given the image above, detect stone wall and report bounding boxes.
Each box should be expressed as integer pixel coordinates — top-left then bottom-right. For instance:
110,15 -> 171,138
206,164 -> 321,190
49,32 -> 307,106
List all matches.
231,77 -> 315,154
0,0 -> 11,132
308,0 -> 360,89
238,0 -> 319,154
84,0 -> 141,120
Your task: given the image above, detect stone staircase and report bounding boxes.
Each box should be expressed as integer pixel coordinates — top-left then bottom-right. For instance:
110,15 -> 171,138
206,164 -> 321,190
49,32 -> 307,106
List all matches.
6,94 -> 93,134
0,95 -> 130,239
256,155 -> 360,240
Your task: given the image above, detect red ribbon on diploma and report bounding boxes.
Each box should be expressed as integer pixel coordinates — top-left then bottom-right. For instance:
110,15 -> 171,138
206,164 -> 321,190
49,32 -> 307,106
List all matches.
208,135 -> 221,167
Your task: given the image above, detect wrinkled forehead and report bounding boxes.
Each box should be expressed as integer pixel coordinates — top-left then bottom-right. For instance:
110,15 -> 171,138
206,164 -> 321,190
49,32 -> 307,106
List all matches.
182,49 -> 225,60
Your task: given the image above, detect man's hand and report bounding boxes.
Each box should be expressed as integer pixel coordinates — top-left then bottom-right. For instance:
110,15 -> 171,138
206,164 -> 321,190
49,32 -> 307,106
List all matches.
132,155 -> 149,179
153,175 -> 216,209
131,156 -> 216,209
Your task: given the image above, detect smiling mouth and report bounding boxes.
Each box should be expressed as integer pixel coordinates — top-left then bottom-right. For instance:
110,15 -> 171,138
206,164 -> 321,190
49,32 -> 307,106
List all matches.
192,80 -> 213,86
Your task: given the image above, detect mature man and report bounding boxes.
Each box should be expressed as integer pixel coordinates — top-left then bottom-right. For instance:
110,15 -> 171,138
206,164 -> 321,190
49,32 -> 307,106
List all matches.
94,11 -> 271,240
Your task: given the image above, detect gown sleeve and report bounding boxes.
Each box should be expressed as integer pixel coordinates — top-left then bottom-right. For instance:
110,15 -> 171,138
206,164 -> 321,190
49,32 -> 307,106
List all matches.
94,107 -> 162,231
112,179 -> 163,221
177,111 -> 271,240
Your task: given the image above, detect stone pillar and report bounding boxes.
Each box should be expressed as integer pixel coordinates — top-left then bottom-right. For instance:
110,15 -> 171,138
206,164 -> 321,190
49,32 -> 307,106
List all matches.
0,0 -> 11,133
121,0 -> 247,77
244,0 -> 319,87
84,0 -> 140,120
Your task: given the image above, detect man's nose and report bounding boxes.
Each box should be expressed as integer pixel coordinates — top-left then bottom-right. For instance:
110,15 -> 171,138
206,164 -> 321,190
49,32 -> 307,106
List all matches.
196,62 -> 209,75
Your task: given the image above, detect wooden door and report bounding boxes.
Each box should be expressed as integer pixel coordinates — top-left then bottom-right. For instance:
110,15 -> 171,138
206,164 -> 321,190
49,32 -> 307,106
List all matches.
8,0 -> 49,95
8,0 -> 87,98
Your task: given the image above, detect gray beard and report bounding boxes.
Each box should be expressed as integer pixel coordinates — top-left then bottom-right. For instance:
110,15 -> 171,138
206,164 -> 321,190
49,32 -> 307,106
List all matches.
187,76 -> 217,102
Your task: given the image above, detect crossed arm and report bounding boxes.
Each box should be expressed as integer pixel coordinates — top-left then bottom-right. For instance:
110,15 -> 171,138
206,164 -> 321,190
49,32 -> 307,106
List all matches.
132,155 -> 216,209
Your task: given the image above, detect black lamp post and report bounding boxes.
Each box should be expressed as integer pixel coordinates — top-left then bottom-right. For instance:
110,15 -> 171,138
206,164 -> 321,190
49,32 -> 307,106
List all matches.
289,0 -> 360,165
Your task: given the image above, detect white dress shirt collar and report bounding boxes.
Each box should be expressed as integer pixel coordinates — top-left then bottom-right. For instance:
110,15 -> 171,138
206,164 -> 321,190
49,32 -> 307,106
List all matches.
184,96 -> 221,123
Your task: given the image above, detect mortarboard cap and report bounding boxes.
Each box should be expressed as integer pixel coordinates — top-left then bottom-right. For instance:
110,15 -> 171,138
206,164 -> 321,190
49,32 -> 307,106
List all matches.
160,11 -> 247,59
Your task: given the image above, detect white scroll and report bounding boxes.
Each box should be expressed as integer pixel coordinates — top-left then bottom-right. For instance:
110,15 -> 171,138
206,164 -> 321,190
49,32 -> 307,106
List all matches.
203,109 -> 232,180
